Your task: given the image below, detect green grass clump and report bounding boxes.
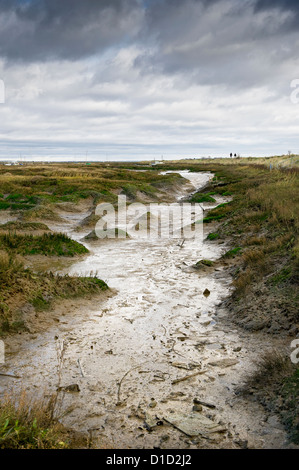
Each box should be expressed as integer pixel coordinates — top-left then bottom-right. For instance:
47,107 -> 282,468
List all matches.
195,259 -> 214,267
202,202 -> 234,224
0,233 -> 88,257
191,193 -> 216,203
203,215 -> 226,223
0,202 -> 36,211
121,184 -> 137,199
207,232 -> 219,240
30,277 -> 107,312
0,221 -> 50,232
223,247 -> 242,258
22,206 -> 62,221
270,267 -> 293,285
0,193 -> 38,211
0,392 -> 69,449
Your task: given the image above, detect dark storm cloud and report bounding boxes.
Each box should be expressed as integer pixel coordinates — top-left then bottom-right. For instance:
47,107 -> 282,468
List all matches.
133,0 -> 299,88
254,0 -> 299,29
0,0 -> 142,61
0,0 -> 298,64
255,0 -> 299,12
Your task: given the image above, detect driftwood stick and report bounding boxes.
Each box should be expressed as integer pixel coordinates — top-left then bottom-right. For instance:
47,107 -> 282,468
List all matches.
177,238 -> 185,248
117,365 -> 142,404
171,369 -> 207,385
0,372 -> 21,379
77,359 -> 85,378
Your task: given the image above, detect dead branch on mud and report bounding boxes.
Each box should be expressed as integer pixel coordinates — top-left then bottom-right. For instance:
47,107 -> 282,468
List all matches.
0,372 -> 21,379
171,369 -> 207,385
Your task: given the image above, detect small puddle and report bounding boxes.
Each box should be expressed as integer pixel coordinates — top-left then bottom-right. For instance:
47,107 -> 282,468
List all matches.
1,171 -> 289,449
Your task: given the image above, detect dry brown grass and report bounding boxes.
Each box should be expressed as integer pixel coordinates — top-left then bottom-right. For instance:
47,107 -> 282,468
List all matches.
240,350 -> 295,394
243,235 -> 268,246
0,391 -> 69,449
232,269 -> 255,296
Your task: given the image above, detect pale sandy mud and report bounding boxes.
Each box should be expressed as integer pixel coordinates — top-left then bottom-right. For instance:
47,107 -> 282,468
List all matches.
0,171 -> 291,449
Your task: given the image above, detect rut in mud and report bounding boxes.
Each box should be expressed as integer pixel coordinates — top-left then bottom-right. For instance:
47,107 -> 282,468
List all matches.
0,171 -> 290,449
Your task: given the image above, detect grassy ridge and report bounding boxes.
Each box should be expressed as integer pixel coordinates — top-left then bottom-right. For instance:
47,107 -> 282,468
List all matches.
0,232 -> 89,256
199,165 -> 299,299
174,162 -> 299,297
0,250 -> 108,334
0,164 -> 184,214
0,221 -> 50,232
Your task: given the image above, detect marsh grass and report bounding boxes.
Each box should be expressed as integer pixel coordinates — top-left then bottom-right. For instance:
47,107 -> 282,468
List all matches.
0,232 -> 89,256
22,205 -> 63,222
202,202 -> 234,223
0,391 -> 71,449
195,259 -> 214,268
239,350 -> 299,444
0,250 -> 108,333
0,221 -> 50,232
206,232 -> 220,240
242,350 -> 294,391
0,164 -> 184,213
193,164 -> 299,297
191,193 -> 216,203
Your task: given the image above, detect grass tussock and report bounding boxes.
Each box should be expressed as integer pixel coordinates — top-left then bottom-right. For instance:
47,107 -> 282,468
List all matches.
0,392 -> 70,449
191,193 -> 216,203
0,221 -> 50,232
195,259 -> 214,268
22,206 -> 63,222
0,232 -> 88,257
243,350 -> 294,390
206,232 -> 220,240
223,247 -> 242,258
240,350 -> 299,444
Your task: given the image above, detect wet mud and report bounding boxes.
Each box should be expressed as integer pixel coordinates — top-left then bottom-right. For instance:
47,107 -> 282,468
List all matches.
0,171 -> 291,449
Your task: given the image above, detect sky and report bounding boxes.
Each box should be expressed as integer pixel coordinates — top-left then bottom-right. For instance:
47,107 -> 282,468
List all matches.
0,0 -> 298,161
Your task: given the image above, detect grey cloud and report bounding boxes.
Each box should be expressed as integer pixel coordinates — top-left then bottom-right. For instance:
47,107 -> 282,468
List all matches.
1,0 -> 299,160
0,0 -> 143,61
254,0 -> 299,30
0,0 -> 298,65
134,0 -> 299,88
254,0 -> 299,12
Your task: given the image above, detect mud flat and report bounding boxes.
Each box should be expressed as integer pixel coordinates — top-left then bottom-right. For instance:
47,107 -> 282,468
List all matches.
0,171 -> 293,449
